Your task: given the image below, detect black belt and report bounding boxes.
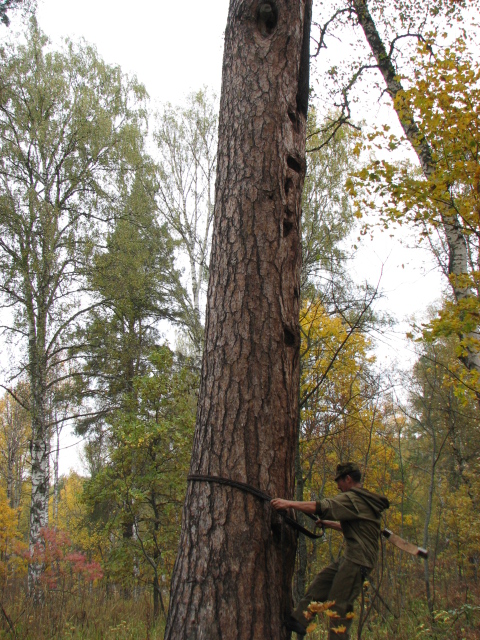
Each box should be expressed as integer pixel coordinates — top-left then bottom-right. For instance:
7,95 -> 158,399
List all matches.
187,474 -> 323,540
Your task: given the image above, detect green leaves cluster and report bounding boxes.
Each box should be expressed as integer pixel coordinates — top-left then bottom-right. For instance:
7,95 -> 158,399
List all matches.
349,39 -> 480,235
347,36 -> 480,392
302,109 -> 357,297
74,171 -> 186,418
83,346 -> 197,601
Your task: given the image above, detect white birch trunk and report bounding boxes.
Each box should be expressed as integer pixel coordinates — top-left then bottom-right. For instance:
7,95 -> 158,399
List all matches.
27,315 -> 50,599
354,0 -> 480,375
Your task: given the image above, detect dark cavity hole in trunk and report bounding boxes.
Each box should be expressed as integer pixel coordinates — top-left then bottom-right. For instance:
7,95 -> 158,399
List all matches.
287,156 -> 302,173
257,2 -> 278,36
283,219 -> 293,237
284,327 -> 295,347
288,111 -> 299,132
284,177 -> 293,195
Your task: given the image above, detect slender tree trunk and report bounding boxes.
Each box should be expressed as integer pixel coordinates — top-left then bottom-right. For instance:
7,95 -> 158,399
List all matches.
152,573 -> 166,621
164,1 -> 312,638
293,420 -> 307,604
423,439 -> 436,618
189,250 -> 202,321
6,442 -> 15,509
52,410 -> 61,526
28,321 -> 50,598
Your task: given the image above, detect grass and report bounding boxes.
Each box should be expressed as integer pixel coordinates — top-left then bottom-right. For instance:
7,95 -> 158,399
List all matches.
0,586 -> 166,639
1,576 -> 479,639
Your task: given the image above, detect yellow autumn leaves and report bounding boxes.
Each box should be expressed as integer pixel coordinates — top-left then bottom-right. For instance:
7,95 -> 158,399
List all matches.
303,601 -> 355,635
347,35 -> 480,398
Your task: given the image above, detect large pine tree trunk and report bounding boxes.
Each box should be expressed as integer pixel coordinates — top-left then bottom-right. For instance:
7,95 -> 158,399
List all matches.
164,1 -> 311,638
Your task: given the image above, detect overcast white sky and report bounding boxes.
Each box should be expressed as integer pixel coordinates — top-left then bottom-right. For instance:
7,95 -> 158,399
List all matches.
37,0 -> 228,103
4,0 -> 444,472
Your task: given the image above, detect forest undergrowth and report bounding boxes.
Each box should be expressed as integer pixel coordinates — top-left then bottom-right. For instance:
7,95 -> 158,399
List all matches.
1,586 -> 165,639
1,569 -> 479,639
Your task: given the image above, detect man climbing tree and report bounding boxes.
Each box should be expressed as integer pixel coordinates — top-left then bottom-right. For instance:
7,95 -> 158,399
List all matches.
164,1 -> 312,638
272,463 -> 390,639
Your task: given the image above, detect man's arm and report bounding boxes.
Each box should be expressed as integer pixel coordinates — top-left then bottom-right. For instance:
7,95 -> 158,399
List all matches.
317,519 -> 342,531
270,498 -> 316,515
271,499 -> 344,532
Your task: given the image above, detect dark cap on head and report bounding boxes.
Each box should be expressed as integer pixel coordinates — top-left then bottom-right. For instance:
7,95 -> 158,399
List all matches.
335,462 -> 361,481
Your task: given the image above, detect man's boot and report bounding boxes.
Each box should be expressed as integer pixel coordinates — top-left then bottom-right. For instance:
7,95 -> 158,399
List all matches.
284,615 -> 307,637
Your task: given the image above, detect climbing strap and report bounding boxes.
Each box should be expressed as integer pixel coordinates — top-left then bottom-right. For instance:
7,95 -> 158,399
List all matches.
187,474 -> 323,540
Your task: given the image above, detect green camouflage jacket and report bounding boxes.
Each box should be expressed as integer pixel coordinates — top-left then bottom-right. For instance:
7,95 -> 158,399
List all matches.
315,487 -> 390,568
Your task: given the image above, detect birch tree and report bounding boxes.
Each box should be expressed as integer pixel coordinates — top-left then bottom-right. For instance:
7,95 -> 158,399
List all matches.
154,89 -> 218,347
0,21 -> 147,596
349,37 -> 480,392
311,0 -> 480,378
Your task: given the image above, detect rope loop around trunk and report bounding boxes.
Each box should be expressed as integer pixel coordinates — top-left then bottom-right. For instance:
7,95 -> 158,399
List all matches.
187,474 -> 324,540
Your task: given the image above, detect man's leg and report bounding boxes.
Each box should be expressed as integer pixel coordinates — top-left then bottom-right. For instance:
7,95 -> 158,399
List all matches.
291,562 -> 339,630
326,559 -> 365,640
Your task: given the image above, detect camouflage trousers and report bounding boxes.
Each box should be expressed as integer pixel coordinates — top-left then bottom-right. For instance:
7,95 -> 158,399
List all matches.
292,558 -> 367,639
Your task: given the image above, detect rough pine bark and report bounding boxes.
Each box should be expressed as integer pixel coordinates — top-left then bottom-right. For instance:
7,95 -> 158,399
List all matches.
164,1 -> 312,638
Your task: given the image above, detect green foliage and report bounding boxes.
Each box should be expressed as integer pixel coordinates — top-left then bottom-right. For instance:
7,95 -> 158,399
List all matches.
302,109 -> 357,297
83,346 -> 197,598
74,170 -> 186,424
0,17 -> 149,350
349,39 -> 480,237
